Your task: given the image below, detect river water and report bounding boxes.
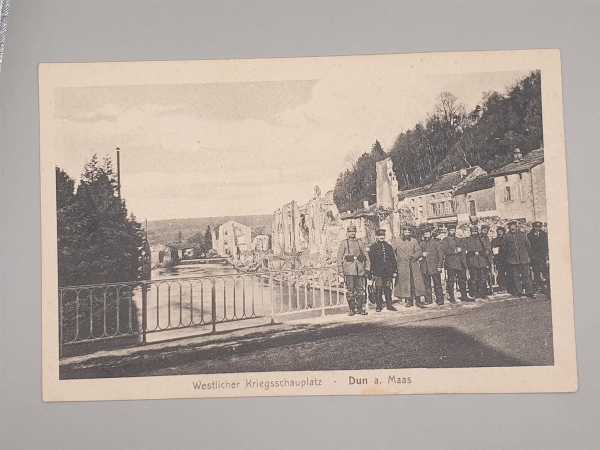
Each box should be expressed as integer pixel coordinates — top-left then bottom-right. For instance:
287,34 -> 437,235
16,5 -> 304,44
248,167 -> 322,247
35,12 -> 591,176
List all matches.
138,262 -> 342,342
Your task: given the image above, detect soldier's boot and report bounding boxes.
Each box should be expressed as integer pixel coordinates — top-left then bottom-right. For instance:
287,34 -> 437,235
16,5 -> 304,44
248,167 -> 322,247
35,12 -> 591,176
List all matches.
404,297 -> 413,307
375,288 -> 383,312
385,295 -> 397,311
358,296 -> 368,315
423,289 -> 433,305
460,291 -> 475,302
435,290 -> 445,305
447,288 -> 457,304
354,298 -> 366,315
347,297 -> 356,316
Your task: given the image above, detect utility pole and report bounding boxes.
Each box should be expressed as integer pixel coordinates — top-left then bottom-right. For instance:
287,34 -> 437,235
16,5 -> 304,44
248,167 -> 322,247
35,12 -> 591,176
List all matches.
116,146 -> 121,199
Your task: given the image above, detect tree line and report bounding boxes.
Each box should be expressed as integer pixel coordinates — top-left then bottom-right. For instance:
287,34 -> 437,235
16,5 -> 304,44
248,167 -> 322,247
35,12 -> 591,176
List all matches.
333,71 -> 543,212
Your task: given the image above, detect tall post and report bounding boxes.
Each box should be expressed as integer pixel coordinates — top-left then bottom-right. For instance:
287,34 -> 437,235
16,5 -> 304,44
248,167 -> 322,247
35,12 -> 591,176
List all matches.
141,283 -> 148,345
116,146 -> 121,199
320,271 -> 326,317
211,280 -> 217,333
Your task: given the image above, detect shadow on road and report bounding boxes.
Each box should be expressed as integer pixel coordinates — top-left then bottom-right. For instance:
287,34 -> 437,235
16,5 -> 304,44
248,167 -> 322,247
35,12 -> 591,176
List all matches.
60,307 -> 553,379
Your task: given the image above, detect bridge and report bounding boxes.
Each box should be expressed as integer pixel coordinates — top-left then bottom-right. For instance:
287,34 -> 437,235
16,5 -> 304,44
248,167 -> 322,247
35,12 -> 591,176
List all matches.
58,267 -> 348,357
175,256 -> 232,266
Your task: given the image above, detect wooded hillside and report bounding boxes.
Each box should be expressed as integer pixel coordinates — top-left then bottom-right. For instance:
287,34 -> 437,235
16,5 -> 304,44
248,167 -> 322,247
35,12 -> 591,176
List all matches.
333,71 -> 543,212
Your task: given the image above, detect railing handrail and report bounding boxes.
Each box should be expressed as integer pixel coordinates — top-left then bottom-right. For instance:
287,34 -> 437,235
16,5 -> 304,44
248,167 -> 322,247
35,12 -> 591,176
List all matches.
58,264 -> 347,357
58,266 -> 339,290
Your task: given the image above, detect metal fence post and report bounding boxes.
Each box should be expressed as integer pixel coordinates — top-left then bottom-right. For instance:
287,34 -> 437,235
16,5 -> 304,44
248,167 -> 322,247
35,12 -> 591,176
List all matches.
320,271 -> 326,317
269,273 -> 275,324
141,283 -> 148,345
211,280 -> 217,333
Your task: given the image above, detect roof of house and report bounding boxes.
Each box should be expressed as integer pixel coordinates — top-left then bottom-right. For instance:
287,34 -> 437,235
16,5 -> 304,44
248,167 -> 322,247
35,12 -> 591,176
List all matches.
490,148 -> 544,176
398,166 -> 480,200
166,241 -> 194,250
340,205 -> 378,219
219,219 -> 251,230
453,174 -> 495,195
398,185 -> 430,200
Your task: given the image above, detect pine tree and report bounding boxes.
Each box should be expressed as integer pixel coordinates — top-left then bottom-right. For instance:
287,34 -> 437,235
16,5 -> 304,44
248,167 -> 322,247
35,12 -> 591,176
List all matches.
56,155 -> 145,285
333,140 -> 388,212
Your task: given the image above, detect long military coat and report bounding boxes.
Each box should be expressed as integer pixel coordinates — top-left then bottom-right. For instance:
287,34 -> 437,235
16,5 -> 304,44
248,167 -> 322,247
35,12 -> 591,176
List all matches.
440,236 -> 468,271
368,240 -> 397,277
502,231 -> 531,265
336,238 -> 370,276
465,235 -> 492,269
527,230 -> 549,263
419,238 -> 444,275
391,237 -> 426,298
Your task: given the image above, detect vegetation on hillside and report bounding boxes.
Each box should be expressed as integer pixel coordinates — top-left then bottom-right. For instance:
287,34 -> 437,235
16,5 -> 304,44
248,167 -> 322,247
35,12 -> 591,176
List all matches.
333,71 -> 543,212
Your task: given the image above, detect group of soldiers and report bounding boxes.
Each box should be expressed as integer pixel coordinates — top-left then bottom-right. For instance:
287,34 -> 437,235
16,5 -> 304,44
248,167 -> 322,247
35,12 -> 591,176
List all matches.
336,221 -> 550,316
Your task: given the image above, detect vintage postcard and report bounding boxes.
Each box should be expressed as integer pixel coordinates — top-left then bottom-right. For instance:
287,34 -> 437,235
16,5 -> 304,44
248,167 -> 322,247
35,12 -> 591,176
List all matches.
40,50 -> 577,401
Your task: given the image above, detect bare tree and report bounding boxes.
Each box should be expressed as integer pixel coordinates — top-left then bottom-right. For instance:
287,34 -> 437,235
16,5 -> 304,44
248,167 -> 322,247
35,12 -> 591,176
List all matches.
435,91 -> 466,129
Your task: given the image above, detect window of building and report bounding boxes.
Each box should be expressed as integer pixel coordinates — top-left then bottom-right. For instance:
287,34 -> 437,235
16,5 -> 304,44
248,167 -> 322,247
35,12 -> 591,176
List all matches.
430,201 -> 451,217
446,201 -> 453,214
504,186 -> 512,202
518,182 -> 524,202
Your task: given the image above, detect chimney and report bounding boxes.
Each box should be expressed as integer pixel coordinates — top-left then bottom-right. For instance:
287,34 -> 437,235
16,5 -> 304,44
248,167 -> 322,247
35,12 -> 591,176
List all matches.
513,147 -> 523,162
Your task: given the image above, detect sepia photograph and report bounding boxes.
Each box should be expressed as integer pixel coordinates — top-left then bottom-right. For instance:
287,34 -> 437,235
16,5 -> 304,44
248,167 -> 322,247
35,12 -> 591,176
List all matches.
39,50 -> 576,401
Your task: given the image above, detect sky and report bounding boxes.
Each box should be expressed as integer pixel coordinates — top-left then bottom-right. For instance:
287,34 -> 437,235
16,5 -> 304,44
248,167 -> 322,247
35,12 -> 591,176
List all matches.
54,69 -> 528,221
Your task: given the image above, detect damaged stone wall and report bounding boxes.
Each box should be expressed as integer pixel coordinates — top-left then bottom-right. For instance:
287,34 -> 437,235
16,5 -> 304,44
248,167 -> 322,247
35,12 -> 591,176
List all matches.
376,158 -> 399,210
272,186 -> 345,266
375,157 -> 414,238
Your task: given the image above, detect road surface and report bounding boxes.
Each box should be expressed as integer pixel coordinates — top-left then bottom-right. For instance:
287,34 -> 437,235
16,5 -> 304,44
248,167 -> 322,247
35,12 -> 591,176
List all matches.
60,295 -> 553,379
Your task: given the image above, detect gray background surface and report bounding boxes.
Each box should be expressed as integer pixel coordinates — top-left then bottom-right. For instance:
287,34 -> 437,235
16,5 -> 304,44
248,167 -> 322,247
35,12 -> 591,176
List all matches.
0,1 -> 598,449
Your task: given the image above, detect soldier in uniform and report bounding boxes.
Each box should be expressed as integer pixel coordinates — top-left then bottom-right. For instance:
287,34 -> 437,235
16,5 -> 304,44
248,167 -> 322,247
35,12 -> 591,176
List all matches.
419,228 -> 445,305
440,225 -> 472,302
491,226 -> 508,293
465,225 -> 492,299
337,224 -> 370,315
528,221 -> 550,294
502,221 -> 535,298
367,229 -> 398,312
391,227 -> 427,307
480,224 -> 494,295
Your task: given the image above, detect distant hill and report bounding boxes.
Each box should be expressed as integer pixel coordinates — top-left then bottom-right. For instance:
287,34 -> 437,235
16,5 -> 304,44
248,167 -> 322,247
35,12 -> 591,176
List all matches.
147,214 -> 273,246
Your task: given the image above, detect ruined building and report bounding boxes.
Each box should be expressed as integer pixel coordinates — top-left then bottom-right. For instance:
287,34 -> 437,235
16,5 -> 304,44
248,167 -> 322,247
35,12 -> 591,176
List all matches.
375,158 -> 405,238
272,186 -> 345,265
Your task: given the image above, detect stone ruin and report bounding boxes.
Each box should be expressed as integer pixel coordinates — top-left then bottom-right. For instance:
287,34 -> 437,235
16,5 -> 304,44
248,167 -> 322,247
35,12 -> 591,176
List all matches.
271,186 -> 346,268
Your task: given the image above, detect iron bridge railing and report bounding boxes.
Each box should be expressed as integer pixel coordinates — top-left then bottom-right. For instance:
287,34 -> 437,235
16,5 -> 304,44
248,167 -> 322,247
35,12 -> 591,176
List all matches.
58,267 -> 348,357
